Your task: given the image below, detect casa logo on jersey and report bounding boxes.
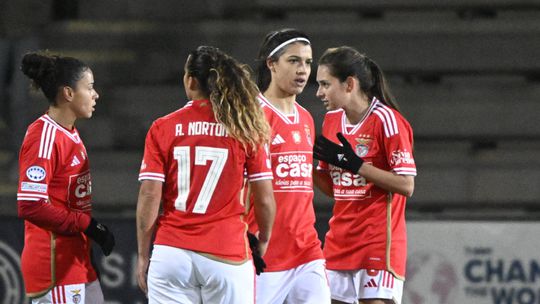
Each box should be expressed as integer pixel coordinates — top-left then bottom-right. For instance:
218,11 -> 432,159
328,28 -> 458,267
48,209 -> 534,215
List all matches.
291,131 -> 302,144
354,136 -> 372,157
26,166 -> 46,182
67,171 -> 92,211
390,149 -> 415,166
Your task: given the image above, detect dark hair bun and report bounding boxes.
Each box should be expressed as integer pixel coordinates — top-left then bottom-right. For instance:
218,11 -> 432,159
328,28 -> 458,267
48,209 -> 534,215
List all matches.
21,53 -> 56,86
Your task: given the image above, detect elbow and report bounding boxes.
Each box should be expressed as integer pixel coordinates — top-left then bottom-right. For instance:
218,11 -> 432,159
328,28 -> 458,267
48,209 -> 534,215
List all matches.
396,177 -> 414,198
403,187 -> 414,198
402,180 -> 415,198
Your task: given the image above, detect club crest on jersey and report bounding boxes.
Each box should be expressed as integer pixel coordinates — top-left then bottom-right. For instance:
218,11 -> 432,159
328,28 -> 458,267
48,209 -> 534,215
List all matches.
292,131 -> 302,144
26,166 -> 46,181
71,289 -> 82,304
354,136 -> 372,157
304,124 -> 312,146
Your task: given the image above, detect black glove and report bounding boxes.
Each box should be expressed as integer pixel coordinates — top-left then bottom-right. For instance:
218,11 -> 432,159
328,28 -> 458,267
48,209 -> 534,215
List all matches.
84,218 -> 115,256
247,232 -> 266,275
313,132 -> 364,174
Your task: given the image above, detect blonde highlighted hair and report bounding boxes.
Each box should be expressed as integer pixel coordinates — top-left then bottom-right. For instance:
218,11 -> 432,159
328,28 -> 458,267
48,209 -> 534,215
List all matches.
186,46 -> 270,151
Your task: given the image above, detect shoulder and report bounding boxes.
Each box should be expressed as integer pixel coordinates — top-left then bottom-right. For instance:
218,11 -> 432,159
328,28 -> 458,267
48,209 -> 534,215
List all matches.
294,102 -> 314,121
323,109 -> 344,122
371,103 -> 412,137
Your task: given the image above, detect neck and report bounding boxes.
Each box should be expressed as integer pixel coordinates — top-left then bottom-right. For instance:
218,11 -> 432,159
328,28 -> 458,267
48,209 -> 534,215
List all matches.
263,88 -> 296,114
344,95 -> 371,125
48,106 -> 76,130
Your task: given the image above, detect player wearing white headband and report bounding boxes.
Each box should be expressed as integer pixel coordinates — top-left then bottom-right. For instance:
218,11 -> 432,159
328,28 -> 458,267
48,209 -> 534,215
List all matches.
246,28 -> 331,304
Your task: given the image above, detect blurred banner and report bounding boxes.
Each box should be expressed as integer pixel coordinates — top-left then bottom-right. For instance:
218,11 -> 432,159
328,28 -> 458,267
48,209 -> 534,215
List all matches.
406,221 -> 540,304
0,217 -> 146,304
1,218 -> 539,304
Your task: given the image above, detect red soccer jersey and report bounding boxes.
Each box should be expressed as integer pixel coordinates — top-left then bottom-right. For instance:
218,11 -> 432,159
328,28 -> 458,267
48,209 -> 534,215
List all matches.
17,114 -> 96,296
139,99 -> 273,262
317,98 -> 416,279
247,94 -> 324,272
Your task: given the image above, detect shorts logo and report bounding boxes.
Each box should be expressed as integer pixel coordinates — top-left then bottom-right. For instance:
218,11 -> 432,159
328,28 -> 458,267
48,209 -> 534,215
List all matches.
364,278 -> 378,288
71,289 -> 82,303
26,166 -> 46,182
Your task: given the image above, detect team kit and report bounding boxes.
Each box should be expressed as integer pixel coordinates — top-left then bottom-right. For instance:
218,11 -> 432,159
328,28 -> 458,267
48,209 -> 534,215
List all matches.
17,30 -> 416,304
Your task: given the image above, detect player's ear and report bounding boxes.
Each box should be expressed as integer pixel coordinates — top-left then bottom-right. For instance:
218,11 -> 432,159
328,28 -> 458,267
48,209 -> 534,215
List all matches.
266,58 -> 276,73
345,76 -> 356,93
187,76 -> 199,91
62,86 -> 75,101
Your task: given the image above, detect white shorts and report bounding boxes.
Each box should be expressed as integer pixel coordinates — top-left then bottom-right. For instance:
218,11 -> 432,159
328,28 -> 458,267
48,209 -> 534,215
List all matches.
327,269 -> 403,304
31,280 -> 103,304
255,259 -> 330,304
148,244 -> 255,304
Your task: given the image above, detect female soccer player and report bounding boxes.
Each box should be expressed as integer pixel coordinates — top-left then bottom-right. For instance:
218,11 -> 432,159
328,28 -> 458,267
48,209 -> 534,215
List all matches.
313,46 -> 417,304
246,28 -> 331,303
136,46 -> 276,304
17,52 -> 115,303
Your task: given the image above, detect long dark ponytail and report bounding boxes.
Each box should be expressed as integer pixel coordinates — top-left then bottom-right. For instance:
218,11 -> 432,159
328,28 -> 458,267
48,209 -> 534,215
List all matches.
318,46 -> 400,112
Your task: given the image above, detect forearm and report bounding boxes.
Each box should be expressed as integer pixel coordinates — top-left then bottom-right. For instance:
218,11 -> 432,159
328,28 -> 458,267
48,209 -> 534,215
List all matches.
358,164 -> 415,197
18,199 -> 91,235
136,182 -> 162,258
251,180 -> 276,243
313,169 -> 334,198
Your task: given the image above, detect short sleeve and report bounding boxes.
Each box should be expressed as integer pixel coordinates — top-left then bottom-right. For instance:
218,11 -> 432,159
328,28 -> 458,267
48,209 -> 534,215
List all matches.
17,127 -> 55,201
139,122 -> 166,182
383,116 -> 417,176
246,143 -> 273,182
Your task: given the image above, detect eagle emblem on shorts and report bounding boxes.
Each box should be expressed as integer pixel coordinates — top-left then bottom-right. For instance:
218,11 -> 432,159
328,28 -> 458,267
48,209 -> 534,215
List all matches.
71,289 -> 82,304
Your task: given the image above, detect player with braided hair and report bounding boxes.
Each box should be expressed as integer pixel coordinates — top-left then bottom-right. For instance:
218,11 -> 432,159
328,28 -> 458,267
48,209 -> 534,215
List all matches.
136,46 -> 276,303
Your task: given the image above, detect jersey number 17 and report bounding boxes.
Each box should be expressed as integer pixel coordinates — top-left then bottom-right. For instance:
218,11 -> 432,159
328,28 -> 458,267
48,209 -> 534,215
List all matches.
173,146 -> 228,214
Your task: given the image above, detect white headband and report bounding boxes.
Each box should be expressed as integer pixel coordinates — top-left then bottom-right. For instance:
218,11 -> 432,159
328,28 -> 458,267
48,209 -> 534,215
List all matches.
267,37 -> 311,58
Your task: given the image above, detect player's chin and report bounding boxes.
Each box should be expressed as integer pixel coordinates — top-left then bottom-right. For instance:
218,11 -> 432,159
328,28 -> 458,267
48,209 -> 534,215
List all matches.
325,103 -> 337,111
80,111 -> 94,119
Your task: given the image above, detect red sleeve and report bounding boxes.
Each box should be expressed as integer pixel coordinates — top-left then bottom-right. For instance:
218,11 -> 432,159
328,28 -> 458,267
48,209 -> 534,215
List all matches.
18,199 -> 91,235
139,121 -> 166,182
383,114 -> 417,176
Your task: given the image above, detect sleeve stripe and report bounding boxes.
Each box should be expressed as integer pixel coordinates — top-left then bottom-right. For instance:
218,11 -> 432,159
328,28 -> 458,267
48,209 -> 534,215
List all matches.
39,122 -> 56,159
248,172 -> 273,179
393,168 -> 417,176
17,193 -> 49,200
139,172 -> 165,178
249,176 -> 273,182
374,106 -> 399,138
139,172 -> 166,182
138,176 -> 165,182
